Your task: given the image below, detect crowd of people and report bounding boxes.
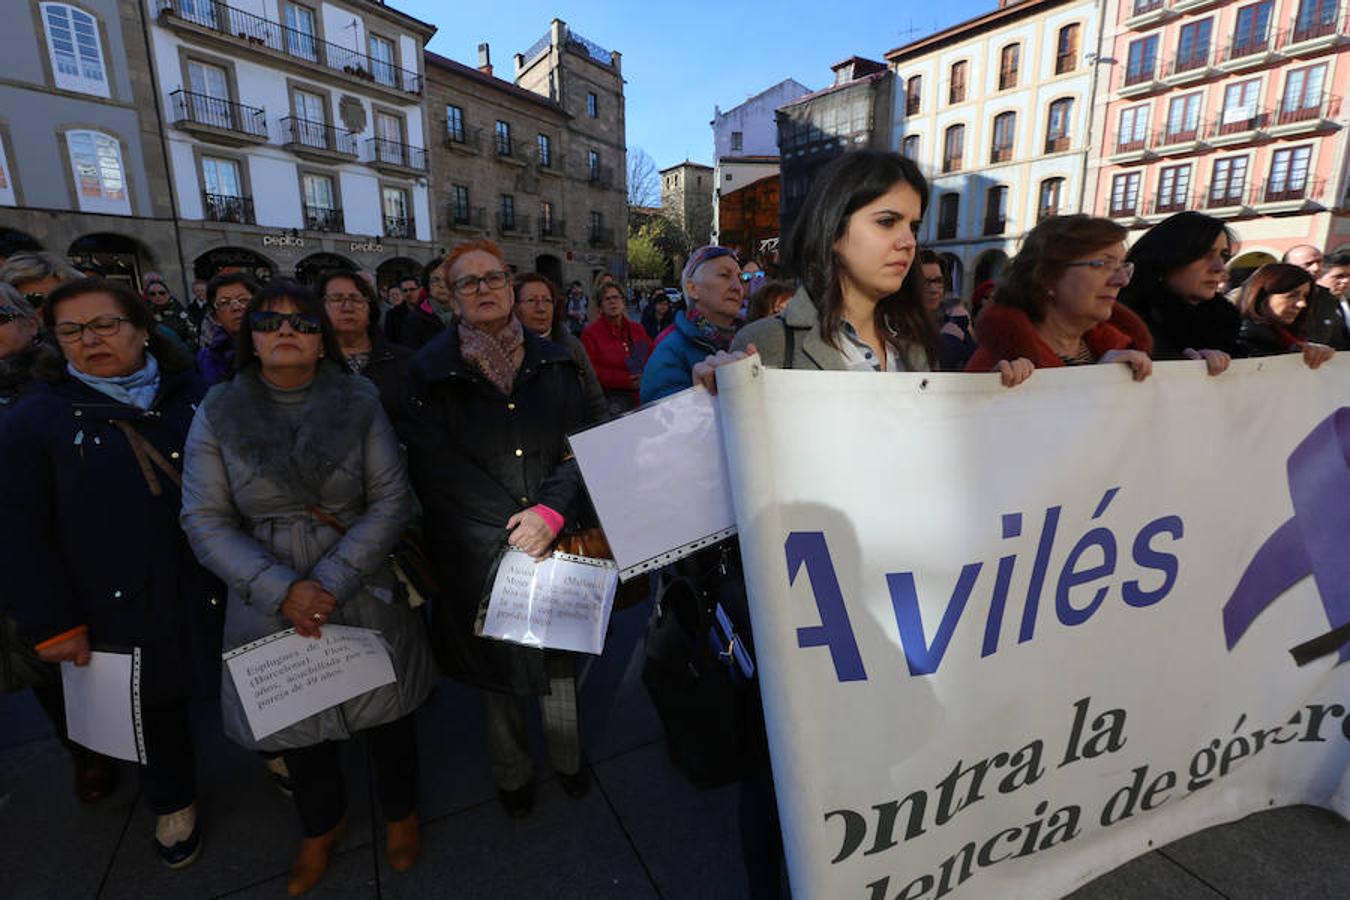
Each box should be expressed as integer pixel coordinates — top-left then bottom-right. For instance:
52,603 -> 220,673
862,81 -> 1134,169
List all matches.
1,148 -> 1348,899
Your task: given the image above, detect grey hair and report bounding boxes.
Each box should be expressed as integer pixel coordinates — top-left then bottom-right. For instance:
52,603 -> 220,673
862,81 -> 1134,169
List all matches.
0,282 -> 37,319
0,251 -> 81,287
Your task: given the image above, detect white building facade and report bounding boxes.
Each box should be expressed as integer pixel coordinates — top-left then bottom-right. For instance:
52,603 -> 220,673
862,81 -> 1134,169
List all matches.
149,0 -> 436,284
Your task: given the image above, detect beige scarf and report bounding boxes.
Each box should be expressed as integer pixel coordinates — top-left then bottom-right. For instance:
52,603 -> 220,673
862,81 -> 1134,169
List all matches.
458,317 -> 525,395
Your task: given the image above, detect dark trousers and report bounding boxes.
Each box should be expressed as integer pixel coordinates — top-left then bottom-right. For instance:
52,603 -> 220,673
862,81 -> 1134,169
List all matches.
740,762 -> 788,900
284,713 -> 419,837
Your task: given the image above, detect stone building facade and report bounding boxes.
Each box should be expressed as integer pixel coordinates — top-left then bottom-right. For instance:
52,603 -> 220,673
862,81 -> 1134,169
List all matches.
660,161 -> 714,247
0,0 -> 180,288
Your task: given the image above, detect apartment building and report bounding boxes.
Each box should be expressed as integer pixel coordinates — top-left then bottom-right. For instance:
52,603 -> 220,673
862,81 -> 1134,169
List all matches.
149,0 -> 436,286
0,0 -> 180,285
888,0 -> 1105,297
661,161 -> 714,246
1091,0 -> 1349,269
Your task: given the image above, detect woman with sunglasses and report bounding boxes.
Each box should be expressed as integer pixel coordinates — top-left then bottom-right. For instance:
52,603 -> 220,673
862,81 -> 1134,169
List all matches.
180,280 -> 435,894
0,277 -> 218,869
143,277 -> 198,351
965,215 -> 1155,377
196,272 -> 258,385
406,239 -> 592,820
1117,211 -> 1236,375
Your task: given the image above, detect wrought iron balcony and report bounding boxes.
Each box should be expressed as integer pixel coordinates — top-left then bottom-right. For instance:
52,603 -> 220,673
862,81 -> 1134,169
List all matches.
588,226 -> 614,247
941,155 -> 962,174
446,124 -> 482,153
281,116 -> 357,160
1109,199 -> 1140,218
1148,194 -> 1192,216
1208,109 -> 1268,138
495,133 -> 513,157
588,164 -> 614,187
1204,183 -> 1248,209
1044,135 -> 1071,154
1274,94 -> 1341,127
364,137 -> 427,173
171,89 -> 267,143
202,192 -> 254,224
538,216 -> 565,238
1113,134 -> 1150,155
450,206 -> 487,230
989,146 -> 1013,164
1122,65 -> 1157,87
496,212 -> 530,238
1258,177 -> 1324,205
303,204 -> 344,232
383,215 -> 415,239
157,0 -> 423,94
1284,5 -> 1344,46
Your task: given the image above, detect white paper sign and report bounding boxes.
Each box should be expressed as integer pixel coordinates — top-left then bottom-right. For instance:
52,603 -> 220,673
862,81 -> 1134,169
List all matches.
570,387 -> 736,580
224,625 -> 397,741
62,649 -> 146,764
479,549 -> 619,655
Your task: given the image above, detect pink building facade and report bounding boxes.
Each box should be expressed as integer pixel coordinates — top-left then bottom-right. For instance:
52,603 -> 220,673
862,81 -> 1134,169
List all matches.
1090,0 -> 1350,269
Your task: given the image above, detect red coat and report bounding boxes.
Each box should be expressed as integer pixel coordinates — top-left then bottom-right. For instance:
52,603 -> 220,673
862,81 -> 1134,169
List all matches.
581,317 -> 653,400
965,303 -> 1154,371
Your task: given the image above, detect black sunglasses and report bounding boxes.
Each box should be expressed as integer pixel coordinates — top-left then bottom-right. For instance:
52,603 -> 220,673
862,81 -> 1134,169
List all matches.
0,308 -> 25,324
249,311 -> 322,334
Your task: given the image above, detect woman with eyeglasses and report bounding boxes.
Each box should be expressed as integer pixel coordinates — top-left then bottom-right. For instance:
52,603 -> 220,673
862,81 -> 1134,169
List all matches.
1117,211 -> 1236,375
396,259 -> 451,351
0,277 -> 220,869
513,272 -> 607,423
317,269 -> 414,424
179,279 -> 435,894
965,215 -> 1155,377
405,239 -> 593,820
143,277 -> 198,351
1235,263 -> 1336,368
582,279 -> 653,415
0,250 -> 82,309
196,272 -> 258,385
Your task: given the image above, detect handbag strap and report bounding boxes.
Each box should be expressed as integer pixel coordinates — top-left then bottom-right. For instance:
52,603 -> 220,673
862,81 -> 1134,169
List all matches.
111,420 -> 182,497
306,504 -> 348,535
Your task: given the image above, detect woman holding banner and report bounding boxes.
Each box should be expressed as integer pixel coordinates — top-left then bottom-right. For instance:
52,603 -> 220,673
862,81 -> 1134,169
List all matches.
406,239 -> 592,820
180,280 -> 435,895
1235,263 -> 1337,367
0,278 -> 219,868
964,215 -> 1155,376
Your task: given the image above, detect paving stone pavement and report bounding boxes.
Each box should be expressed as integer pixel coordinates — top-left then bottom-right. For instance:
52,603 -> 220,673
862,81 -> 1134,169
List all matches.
2,597 -> 1345,899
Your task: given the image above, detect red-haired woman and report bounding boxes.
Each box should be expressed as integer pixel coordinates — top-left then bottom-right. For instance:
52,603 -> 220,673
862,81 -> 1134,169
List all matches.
1236,263 -> 1336,368
405,239 -> 592,819
966,215 -> 1156,378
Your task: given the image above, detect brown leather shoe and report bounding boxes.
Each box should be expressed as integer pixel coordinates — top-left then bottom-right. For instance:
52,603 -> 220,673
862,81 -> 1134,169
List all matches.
286,817 -> 346,897
73,749 -> 117,804
386,813 -> 420,872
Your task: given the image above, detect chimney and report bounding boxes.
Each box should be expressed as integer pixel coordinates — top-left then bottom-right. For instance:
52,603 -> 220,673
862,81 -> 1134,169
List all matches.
477,43 -> 492,77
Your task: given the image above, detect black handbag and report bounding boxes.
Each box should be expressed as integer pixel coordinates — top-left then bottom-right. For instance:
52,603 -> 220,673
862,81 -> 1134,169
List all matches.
641,543 -> 758,788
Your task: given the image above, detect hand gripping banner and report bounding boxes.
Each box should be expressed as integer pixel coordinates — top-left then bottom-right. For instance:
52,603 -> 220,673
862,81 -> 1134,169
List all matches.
1224,407 -> 1350,666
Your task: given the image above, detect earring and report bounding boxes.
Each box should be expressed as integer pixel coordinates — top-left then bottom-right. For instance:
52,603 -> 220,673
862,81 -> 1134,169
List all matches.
144,339 -> 150,347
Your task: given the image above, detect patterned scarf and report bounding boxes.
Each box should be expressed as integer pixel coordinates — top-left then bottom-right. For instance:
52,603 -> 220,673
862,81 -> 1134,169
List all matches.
688,308 -> 741,352
459,317 -> 525,396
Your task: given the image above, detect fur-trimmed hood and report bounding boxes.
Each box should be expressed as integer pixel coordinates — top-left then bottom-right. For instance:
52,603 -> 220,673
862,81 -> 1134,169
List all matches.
965,302 -> 1154,371
199,363 -> 379,503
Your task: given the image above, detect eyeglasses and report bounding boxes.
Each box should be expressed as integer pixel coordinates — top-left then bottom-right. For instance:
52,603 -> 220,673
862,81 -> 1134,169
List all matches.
451,270 -> 510,296
213,297 -> 249,310
23,292 -> 46,307
1064,260 -> 1134,282
923,277 -> 947,287
323,294 -> 366,309
517,296 -> 554,307
53,315 -> 131,343
249,311 -> 322,334
739,272 -> 766,284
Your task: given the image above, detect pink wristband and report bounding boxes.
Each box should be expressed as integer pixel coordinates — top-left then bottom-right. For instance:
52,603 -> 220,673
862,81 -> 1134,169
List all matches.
529,504 -> 564,537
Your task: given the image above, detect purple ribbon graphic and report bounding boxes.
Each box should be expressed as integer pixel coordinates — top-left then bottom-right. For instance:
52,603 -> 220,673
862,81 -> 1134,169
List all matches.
1224,407 -> 1350,665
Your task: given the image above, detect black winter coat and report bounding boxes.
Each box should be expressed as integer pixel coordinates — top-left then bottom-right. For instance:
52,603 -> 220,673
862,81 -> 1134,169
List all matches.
1237,320 -> 1301,358
1121,286 -> 1240,360
353,331 -> 414,427
398,305 -> 446,351
406,327 -> 589,695
0,365 -> 224,703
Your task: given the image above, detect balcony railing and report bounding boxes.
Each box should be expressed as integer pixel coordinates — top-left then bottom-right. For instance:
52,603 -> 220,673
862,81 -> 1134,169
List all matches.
1114,134 -> 1149,154
451,205 -> 486,229
282,117 -> 357,156
383,215 -> 414,239
1123,65 -> 1157,87
495,134 -> 513,157
171,89 -> 266,138
936,219 -> 958,240
303,204 -> 344,232
446,125 -> 482,152
1109,199 -> 1140,217
1258,176 -> 1323,205
1044,135 -> 1071,154
158,0 -> 422,94
1157,125 -> 1201,146
538,216 -> 565,238
1132,0 -> 1165,14
364,137 -> 427,172
941,155 -> 962,174
588,226 -> 614,247
1274,94 -> 1341,127
982,215 -> 1007,236
1149,194 -> 1191,215
1209,109 -> 1268,136
203,192 -> 254,224
989,146 -> 1013,164
1221,31 -> 1277,62
1167,48 -> 1213,76
1204,183 -> 1248,209
588,164 -> 614,187
1285,6 -> 1343,45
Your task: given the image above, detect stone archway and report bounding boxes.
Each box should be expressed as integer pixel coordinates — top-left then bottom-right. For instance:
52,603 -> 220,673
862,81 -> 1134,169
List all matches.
376,256 -> 421,292
67,232 -> 153,288
0,228 -> 42,263
194,247 -> 276,283
973,249 -> 1008,288
1228,250 -> 1278,291
295,253 -> 356,287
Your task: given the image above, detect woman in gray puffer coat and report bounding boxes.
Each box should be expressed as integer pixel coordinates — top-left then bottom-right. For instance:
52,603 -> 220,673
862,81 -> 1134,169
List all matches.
180,280 -> 435,895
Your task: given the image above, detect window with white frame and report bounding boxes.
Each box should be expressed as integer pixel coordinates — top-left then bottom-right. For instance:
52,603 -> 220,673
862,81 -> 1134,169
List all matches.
1220,79 -> 1261,128
1117,105 -> 1150,150
369,34 -> 396,87
0,135 -> 15,206
1165,92 -> 1203,141
66,130 -> 129,214
1208,156 -> 1249,206
1156,164 -> 1192,211
901,134 -> 920,159
41,3 -> 110,97
1266,146 -> 1312,201
1110,172 -> 1141,215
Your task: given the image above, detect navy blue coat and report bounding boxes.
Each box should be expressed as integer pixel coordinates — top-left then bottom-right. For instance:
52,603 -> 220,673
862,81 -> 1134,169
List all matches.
0,366 -> 223,702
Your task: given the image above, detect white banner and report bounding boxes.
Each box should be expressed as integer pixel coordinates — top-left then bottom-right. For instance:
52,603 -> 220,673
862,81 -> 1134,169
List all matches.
715,355 -> 1350,900
479,549 -> 620,655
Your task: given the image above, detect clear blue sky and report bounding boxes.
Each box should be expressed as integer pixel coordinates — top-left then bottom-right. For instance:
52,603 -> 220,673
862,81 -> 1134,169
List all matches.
398,1 -> 993,171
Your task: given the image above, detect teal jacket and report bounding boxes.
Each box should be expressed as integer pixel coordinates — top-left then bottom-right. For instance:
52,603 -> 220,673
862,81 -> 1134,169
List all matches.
638,312 -> 722,404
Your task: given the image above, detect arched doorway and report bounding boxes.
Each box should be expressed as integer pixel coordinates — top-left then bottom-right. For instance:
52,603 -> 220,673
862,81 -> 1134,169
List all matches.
294,253 -> 356,287
973,249 -> 1008,289
194,247 -> 275,284
67,233 -> 152,288
1228,250 -> 1278,291
939,253 -> 964,300
0,228 -> 41,264
376,257 -> 421,291
535,253 -> 563,287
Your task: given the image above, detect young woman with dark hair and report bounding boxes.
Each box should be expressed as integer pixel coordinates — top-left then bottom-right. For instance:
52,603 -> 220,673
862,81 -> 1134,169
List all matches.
513,272 -> 607,423
317,269 -> 415,424
1,277 -> 218,868
181,278 -> 434,893
1235,263 -> 1336,367
1117,211 -> 1236,374
966,215 -> 1154,377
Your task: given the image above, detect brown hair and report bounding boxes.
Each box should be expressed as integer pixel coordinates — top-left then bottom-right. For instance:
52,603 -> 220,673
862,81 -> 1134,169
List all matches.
996,215 -> 1128,322
235,279 -> 346,370
42,277 -> 195,373
746,280 -> 796,322
1237,263 -> 1314,327
316,269 -> 380,338
513,272 -> 565,337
